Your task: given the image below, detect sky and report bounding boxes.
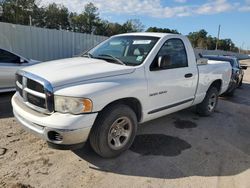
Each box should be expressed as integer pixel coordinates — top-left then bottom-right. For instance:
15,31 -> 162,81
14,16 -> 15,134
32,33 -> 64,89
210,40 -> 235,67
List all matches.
40,0 -> 250,49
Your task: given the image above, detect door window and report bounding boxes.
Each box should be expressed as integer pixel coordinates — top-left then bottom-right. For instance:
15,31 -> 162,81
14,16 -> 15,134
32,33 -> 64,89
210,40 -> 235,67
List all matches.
0,49 -> 20,63
151,38 -> 188,70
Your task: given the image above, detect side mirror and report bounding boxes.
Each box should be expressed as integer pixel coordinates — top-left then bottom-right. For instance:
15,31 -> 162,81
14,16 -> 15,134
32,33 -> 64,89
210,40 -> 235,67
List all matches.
197,58 -> 208,65
240,65 -> 248,70
20,58 -> 28,64
158,56 -> 163,68
198,53 -> 203,58
158,55 -> 171,69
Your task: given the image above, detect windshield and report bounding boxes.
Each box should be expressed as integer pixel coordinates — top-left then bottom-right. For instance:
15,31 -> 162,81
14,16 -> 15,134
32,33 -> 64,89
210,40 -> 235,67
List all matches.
87,36 -> 159,66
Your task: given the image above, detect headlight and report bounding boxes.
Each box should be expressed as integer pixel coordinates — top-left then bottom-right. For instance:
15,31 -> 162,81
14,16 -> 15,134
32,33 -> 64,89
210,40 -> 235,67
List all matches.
54,96 -> 93,114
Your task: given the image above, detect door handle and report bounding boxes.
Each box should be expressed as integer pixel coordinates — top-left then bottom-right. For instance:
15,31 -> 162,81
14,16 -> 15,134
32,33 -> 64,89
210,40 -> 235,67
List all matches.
184,73 -> 193,78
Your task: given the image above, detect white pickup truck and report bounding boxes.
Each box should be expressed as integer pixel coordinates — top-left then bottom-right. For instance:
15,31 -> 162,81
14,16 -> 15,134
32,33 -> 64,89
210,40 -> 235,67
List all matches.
12,33 -> 231,158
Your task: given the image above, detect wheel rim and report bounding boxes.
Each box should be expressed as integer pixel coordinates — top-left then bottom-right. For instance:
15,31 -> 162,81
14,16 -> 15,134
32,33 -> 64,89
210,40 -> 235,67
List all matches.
108,117 -> 132,150
208,93 -> 217,112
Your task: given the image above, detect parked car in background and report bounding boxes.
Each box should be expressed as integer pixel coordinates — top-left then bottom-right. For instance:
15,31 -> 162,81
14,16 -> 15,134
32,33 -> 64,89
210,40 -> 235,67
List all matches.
0,48 -> 40,93
203,55 -> 247,96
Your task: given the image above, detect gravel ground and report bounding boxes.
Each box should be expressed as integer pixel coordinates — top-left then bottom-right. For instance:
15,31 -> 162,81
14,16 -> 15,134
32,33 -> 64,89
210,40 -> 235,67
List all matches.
0,60 -> 250,188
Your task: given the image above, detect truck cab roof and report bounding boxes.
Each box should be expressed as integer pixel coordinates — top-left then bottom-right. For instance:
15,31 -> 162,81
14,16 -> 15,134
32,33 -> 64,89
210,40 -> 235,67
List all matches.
115,32 -> 181,38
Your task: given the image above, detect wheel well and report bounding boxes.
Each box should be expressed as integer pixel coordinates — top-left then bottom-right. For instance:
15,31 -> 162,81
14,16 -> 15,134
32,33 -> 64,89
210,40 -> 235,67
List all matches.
210,79 -> 222,92
102,98 -> 142,122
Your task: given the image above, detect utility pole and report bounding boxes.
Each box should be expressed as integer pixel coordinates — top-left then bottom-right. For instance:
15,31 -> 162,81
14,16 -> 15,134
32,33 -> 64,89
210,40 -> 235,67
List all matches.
242,42 -> 245,50
0,6 -> 3,22
0,5 -> 3,16
241,42 -> 245,54
215,24 -> 221,51
239,42 -> 245,54
29,15 -> 32,26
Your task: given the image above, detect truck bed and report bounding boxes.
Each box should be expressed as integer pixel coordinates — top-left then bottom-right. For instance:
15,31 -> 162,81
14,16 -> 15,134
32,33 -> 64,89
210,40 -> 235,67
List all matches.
193,60 -> 232,105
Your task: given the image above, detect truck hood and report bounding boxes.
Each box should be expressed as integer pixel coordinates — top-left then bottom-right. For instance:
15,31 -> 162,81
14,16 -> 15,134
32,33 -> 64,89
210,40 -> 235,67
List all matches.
23,57 -> 135,88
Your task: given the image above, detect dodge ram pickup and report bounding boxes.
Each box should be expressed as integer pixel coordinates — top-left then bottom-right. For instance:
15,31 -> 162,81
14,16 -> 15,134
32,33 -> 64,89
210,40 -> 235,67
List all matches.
12,33 -> 232,158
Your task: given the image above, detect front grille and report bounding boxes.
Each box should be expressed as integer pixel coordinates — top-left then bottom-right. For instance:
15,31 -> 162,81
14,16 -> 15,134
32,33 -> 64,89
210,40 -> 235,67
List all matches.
16,74 -> 23,85
27,93 -> 46,108
15,70 -> 54,114
27,78 -> 44,93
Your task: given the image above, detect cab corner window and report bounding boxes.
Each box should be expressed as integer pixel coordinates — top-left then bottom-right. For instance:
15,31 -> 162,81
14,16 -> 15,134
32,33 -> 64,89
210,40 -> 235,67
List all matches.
151,38 -> 188,70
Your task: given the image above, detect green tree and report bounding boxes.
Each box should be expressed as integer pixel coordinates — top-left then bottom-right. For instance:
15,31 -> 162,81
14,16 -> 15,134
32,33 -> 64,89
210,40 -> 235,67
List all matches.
101,22 -> 124,36
187,29 -> 208,48
187,29 -> 237,51
94,20 -> 110,36
206,36 -> 216,50
217,39 -> 234,51
146,27 -> 180,34
83,2 -> 100,33
0,1 -> 240,52
123,19 -> 144,33
69,12 -> 87,32
32,5 -> 46,27
44,3 -> 70,30
95,19 -> 144,37
1,0 -> 38,25
69,3 -> 100,33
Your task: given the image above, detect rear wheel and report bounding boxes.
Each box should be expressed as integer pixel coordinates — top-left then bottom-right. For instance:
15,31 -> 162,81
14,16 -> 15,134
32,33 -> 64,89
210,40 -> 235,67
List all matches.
89,104 -> 137,158
238,78 -> 243,88
196,87 -> 219,116
225,88 -> 235,96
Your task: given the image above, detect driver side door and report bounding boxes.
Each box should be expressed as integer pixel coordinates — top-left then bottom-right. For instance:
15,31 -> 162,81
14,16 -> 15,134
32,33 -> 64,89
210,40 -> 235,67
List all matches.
146,38 -> 197,118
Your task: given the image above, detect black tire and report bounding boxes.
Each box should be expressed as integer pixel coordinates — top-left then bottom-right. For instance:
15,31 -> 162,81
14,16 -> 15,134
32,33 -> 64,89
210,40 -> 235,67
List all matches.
225,88 -> 235,97
238,78 -> 243,88
196,87 -> 219,116
89,104 -> 138,158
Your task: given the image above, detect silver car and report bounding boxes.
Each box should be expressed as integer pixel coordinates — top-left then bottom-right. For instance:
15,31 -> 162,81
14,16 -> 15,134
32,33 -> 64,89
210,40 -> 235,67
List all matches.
0,48 -> 40,93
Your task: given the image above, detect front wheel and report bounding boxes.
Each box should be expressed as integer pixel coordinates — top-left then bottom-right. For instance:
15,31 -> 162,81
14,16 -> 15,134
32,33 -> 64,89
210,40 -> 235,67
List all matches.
89,104 -> 137,158
196,87 -> 219,116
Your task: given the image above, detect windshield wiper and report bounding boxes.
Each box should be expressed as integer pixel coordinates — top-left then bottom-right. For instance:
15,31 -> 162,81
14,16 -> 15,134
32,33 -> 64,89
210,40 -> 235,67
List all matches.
82,52 -> 93,58
98,54 -> 126,65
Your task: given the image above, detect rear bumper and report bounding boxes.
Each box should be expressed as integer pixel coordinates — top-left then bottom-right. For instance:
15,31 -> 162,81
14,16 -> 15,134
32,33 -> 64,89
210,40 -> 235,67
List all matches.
12,93 -> 98,149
